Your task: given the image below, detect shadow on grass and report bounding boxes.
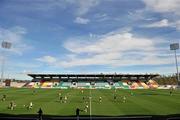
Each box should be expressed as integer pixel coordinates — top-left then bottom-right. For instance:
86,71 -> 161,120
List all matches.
137,92 -> 172,96
0,113 -> 180,120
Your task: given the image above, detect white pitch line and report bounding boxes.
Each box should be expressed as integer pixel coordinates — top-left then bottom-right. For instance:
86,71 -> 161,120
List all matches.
89,87 -> 92,120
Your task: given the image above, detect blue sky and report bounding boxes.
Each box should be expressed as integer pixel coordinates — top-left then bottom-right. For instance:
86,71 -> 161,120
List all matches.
0,0 -> 179,80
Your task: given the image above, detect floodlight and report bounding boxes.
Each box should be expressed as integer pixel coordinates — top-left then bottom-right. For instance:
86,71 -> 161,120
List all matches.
170,43 -> 179,50
1,41 -> 12,49
1,41 -> 12,86
170,43 -> 179,85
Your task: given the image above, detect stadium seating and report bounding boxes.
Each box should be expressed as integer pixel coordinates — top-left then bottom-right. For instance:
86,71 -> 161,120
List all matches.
139,81 -> 149,89
22,79 -> 159,89
34,82 -> 41,88
41,81 -> 53,88
95,82 -> 110,89
22,81 -> 31,87
62,82 -> 71,86
119,80 -> 130,89
77,82 -> 87,87
25,82 -> 40,88
52,82 -> 59,88
10,82 -> 27,88
50,81 -> 68,89
130,82 -> 139,89
131,81 -> 147,89
26,82 -> 35,88
114,82 -> 121,88
148,80 -> 159,88
76,82 -> 90,89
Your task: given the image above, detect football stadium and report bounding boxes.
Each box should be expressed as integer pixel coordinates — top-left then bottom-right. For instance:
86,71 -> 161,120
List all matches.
0,73 -> 180,119
0,0 -> 180,120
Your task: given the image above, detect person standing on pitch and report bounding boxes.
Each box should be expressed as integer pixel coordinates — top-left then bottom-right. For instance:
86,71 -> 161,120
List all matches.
82,96 -> 86,103
123,96 -> 126,103
81,89 -> 84,94
170,86 -> 174,96
114,94 -> 117,102
131,91 -> 134,96
58,92 -> 62,102
9,101 -> 16,110
29,102 -> 33,109
99,96 -> 102,103
58,92 -> 61,97
37,108 -> 43,120
59,96 -> 63,103
84,102 -> 89,112
33,89 -> 36,95
2,94 -> 6,101
64,95 -> 67,103
114,89 -> 117,93
76,108 -> 82,120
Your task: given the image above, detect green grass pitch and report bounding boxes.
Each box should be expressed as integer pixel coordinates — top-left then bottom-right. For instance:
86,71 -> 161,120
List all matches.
0,88 -> 180,116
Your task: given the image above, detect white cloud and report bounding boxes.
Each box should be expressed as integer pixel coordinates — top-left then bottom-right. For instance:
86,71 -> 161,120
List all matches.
143,0 -> 180,15
127,10 -> 146,21
142,0 -> 180,30
64,32 -> 155,54
173,20 -> 180,30
74,0 -> 99,16
143,19 -> 170,28
58,54 -> 174,69
35,30 -> 180,68
3,0 -> 99,19
12,62 -> 41,69
142,19 -> 180,30
37,30 -> 178,68
152,66 -> 177,74
74,17 -> 90,24
4,1 -> 67,12
66,0 -> 99,16
94,13 -> 110,22
36,56 -> 57,64
0,26 -> 32,55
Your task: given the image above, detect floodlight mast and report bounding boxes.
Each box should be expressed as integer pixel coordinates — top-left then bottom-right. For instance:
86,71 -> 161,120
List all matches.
170,43 -> 179,86
1,41 -> 12,86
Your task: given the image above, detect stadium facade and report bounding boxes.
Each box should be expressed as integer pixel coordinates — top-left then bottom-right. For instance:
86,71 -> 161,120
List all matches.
25,73 -> 159,89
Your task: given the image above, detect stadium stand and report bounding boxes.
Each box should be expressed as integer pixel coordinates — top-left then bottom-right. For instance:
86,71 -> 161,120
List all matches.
113,82 -> 121,88
26,82 -> 35,88
77,82 -> 86,87
34,82 -> 40,88
23,80 -> 159,89
52,81 -> 59,88
119,81 -> 129,89
21,74 -> 160,89
130,82 -> 139,89
59,82 -> 71,89
10,82 -> 27,88
139,81 -> 149,89
95,82 -> 110,89
22,81 -> 31,87
41,81 -> 53,88
148,80 -> 159,89
77,82 -> 90,88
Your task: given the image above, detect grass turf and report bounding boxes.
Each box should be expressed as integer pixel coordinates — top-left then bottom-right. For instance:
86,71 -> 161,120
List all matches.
0,88 -> 180,116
